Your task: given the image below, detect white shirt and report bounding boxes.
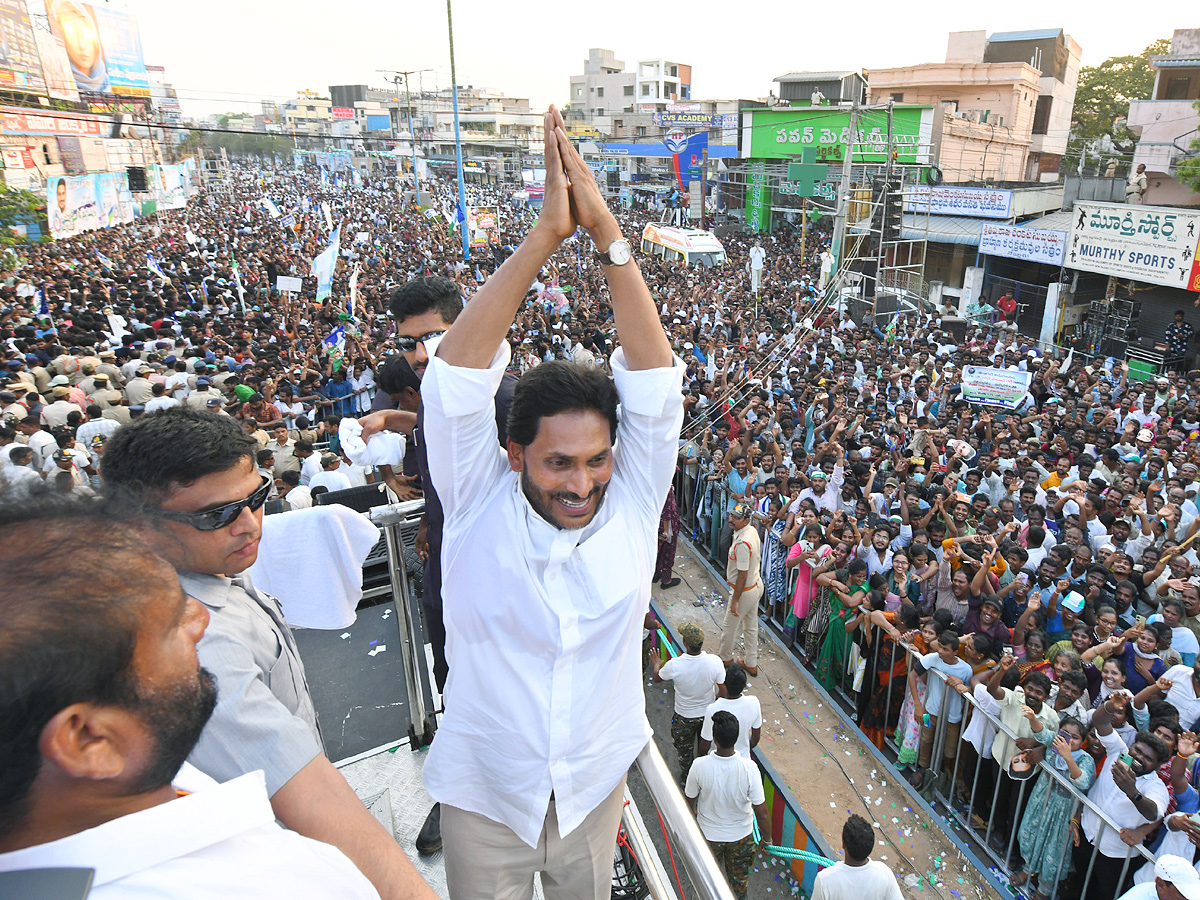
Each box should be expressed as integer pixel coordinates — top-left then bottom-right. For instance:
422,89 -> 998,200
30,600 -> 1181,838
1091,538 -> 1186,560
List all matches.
421,338 -> 684,848
1160,665 -> 1200,730
308,470 -> 351,493
811,860 -> 903,900
299,454 -> 323,486
658,651 -> 726,717
285,485 -> 313,510
684,752 -> 764,842
0,765 -> 379,899
145,395 -> 181,413
749,246 -> 766,271
701,694 -> 763,759
1081,726 -> 1169,858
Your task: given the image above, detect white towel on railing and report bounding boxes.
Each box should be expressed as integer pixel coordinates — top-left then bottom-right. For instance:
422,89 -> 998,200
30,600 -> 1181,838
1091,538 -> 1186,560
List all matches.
340,417 -> 407,468
247,504 -> 380,629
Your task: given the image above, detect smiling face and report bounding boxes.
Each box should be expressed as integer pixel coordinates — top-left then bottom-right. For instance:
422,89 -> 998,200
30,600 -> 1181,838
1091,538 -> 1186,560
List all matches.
1102,659 -> 1126,690
507,409 -> 613,531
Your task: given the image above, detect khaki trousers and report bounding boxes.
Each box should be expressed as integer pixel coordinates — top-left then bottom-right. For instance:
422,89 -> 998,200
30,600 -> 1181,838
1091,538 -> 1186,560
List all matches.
443,777 -> 626,900
718,581 -> 764,667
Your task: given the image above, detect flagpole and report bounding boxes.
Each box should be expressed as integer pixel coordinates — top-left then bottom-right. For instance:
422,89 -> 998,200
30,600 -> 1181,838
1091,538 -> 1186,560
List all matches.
446,0 -> 470,260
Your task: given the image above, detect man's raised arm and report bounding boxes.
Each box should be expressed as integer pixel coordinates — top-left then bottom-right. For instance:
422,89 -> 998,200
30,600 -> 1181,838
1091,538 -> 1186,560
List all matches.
435,107 -> 576,369
552,108 -> 672,371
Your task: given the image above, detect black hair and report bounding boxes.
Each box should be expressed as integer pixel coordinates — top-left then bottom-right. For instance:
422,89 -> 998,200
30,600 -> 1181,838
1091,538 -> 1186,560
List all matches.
0,506 -> 166,838
1149,717 -> 1182,738
1059,670 -> 1088,693
710,709 -> 739,750
1134,731 -> 1171,767
842,814 -> 875,862
280,470 -> 301,488
1147,699 -> 1180,723
388,276 -> 462,325
506,361 -> 619,447
100,407 -> 258,505
376,354 -> 421,395
1024,670 -> 1053,697
255,448 -> 274,466
725,663 -> 747,698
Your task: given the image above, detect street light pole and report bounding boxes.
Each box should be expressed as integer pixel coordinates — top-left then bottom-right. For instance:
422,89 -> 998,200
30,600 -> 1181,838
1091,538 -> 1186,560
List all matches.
446,0 -> 470,259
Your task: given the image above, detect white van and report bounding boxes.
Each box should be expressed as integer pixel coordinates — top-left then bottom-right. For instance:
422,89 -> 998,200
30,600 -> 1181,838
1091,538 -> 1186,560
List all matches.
640,224 -> 727,267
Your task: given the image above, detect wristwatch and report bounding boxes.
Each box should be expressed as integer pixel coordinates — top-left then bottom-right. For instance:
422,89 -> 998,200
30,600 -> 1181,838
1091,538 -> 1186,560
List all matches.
596,238 -> 632,267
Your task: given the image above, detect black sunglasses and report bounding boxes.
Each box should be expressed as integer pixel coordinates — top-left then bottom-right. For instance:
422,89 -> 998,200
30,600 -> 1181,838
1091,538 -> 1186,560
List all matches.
395,329 -> 446,353
157,475 -> 271,531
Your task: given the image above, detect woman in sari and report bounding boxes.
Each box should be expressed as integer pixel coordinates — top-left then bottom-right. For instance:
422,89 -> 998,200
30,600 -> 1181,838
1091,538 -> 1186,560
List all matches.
804,541 -> 851,661
851,596 -> 918,749
785,515 -> 824,624
814,557 -> 869,692
760,497 -> 790,617
895,620 -> 939,770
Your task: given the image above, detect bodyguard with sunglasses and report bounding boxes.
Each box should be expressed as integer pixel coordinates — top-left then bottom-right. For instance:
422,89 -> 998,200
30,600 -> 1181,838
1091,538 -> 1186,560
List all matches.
101,407 -> 437,900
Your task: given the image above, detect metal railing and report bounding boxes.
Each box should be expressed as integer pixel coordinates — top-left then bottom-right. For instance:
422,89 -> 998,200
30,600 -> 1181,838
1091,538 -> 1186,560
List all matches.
673,458 -> 1164,899
635,739 -> 738,900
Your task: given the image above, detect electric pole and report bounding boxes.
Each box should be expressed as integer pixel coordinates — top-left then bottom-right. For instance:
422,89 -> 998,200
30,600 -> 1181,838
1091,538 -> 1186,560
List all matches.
831,99 -> 859,275
378,68 -> 430,205
447,0 -> 470,259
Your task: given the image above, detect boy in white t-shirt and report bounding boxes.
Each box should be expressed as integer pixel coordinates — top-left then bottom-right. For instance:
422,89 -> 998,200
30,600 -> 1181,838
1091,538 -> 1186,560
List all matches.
811,814 -> 902,900
652,622 -> 726,788
685,710 -> 769,900
699,662 -> 762,759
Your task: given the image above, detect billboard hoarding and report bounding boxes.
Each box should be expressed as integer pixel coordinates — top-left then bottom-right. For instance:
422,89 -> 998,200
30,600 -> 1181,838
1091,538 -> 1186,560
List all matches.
653,112 -> 716,128
47,174 -> 100,238
961,366 -> 1033,410
743,106 -> 932,164
34,29 -> 79,102
46,0 -> 149,97
1068,201 -> 1200,290
905,186 -> 1013,219
746,160 -> 771,234
1,107 -> 103,136
0,0 -> 45,93
979,223 -> 1067,266
331,107 -> 354,119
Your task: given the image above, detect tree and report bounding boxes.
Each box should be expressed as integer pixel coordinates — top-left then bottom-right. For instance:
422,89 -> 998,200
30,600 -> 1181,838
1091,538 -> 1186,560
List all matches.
1178,99 -> 1200,194
1064,38 -> 1170,170
0,183 -> 46,263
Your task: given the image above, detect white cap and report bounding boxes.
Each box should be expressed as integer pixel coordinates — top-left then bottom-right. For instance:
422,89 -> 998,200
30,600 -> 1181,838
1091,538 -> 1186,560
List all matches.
1155,856 -> 1200,900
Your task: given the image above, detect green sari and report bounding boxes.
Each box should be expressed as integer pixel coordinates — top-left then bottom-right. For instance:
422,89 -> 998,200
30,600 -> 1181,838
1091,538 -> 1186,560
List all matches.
815,582 -> 866,692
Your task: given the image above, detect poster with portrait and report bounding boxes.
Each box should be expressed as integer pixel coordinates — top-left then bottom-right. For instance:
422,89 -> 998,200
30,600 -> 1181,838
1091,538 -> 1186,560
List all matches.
46,0 -> 149,97
46,174 -> 100,238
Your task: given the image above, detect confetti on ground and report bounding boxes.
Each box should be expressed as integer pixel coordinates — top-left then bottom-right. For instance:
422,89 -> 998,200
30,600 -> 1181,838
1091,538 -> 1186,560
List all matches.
340,633 -> 350,639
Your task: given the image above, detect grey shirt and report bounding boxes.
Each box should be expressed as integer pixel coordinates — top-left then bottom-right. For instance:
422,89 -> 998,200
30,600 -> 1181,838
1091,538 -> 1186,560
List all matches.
179,570 -> 322,796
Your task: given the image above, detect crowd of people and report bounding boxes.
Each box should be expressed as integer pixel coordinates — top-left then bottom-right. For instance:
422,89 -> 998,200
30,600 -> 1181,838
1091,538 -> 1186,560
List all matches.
668,250 -> 1200,897
5,101 -> 1200,900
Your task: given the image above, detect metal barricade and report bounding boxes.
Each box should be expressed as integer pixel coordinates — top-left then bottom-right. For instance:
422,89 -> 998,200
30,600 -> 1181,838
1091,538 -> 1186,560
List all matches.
635,739 -> 738,900
839,632 -> 1158,900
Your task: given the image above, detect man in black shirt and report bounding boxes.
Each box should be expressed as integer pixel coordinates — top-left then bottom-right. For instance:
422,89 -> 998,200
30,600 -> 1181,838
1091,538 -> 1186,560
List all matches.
1165,309 -> 1194,361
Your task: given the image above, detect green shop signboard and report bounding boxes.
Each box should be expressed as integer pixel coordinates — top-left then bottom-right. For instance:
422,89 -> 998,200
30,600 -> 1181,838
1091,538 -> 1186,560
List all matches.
745,161 -> 771,234
742,106 -> 932,164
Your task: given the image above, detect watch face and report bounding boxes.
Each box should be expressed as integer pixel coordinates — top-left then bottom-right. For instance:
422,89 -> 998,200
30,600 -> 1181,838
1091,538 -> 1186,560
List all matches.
608,240 -> 632,265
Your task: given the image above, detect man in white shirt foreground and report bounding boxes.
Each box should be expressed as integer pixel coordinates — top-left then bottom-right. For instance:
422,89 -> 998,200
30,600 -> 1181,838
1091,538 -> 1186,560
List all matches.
387,105 -> 683,900
1070,690 -> 1170,900
650,622 -> 726,788
811,814 -> 903,900
0,510 -> 379,899
685,711 -> 770,900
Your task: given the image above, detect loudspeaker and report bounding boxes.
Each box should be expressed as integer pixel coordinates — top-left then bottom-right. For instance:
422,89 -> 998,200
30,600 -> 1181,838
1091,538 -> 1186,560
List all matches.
126,166 -> 147,192
941,316 -> 968,343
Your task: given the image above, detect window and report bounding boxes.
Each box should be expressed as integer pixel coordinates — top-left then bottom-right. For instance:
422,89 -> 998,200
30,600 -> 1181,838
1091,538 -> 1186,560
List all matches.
890,93 -> 904,102
635,125 -> 646,136
595,108 -> 604,117
624,85 -> 634,96
576,87 -> 583,97
1165,76 -> 1192,100
670,66 -> 678,77
596,87 -> 604,98
1032,96 -> 1052,135
615,119 -> 624,128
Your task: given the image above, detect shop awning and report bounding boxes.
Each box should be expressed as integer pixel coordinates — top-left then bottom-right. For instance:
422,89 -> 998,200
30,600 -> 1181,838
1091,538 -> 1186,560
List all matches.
900,214 -> 986,246
1017,209 -> 1074,231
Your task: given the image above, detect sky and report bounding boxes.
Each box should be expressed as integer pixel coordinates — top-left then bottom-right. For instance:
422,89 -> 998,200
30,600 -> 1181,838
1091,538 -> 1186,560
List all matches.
59,0 -> 1181,119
